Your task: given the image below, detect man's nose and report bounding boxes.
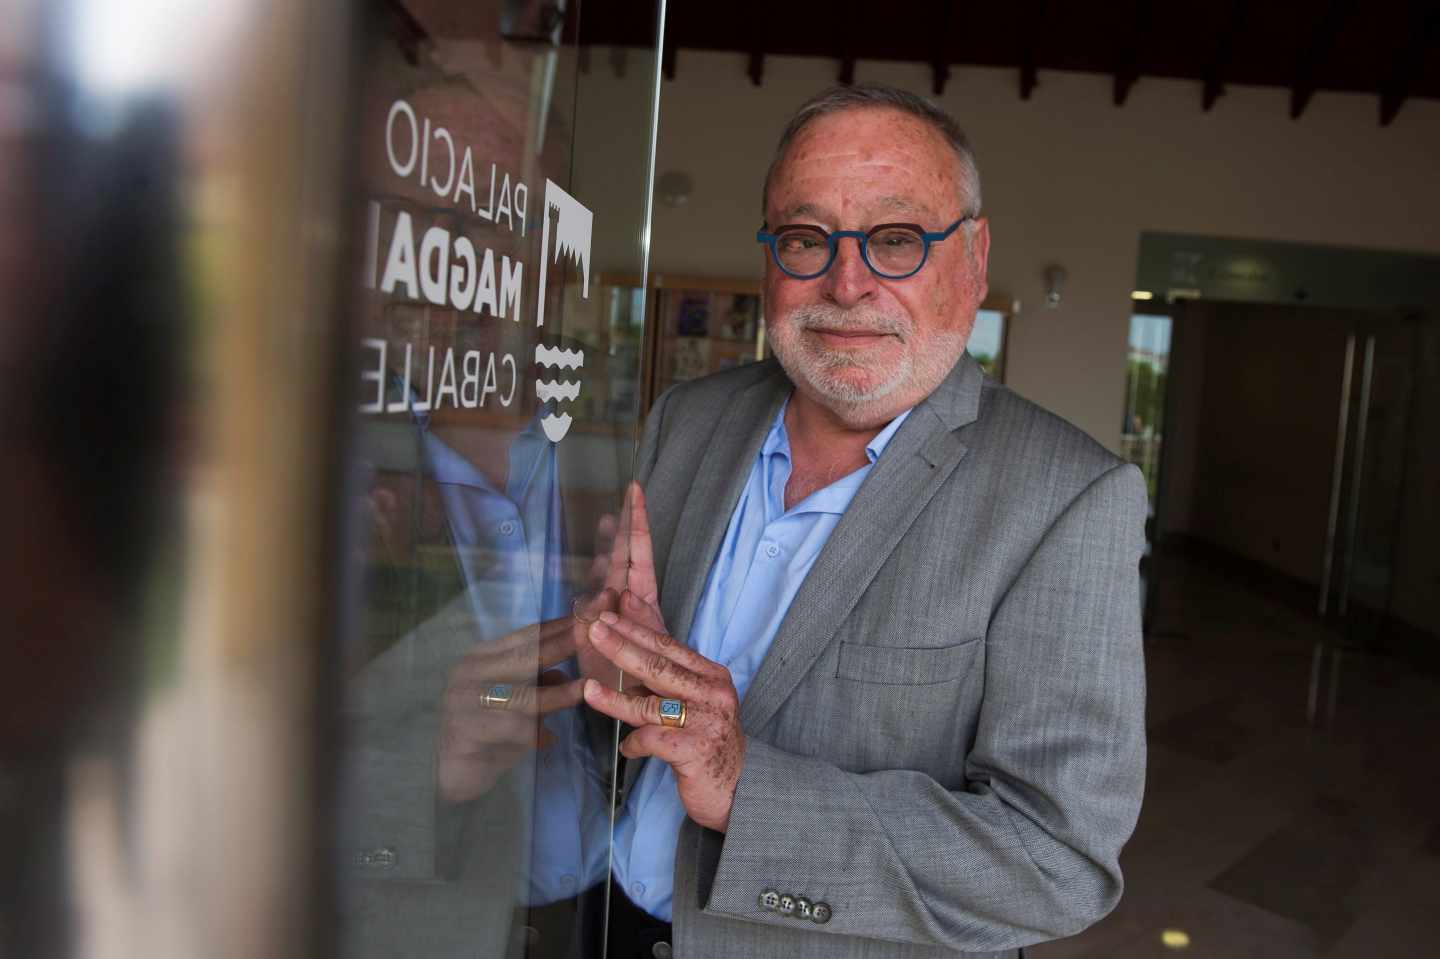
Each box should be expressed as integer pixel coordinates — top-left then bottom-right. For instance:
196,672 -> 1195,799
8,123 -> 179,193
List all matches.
821,235 -> 878,307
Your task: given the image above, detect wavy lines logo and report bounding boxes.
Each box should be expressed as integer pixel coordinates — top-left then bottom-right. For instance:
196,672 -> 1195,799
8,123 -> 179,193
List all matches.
535,179 -> 593,328
535,344 -> 583,442
533,179 -> 593,443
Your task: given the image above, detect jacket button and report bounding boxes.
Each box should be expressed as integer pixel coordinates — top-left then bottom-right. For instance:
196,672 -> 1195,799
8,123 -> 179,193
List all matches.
357,847 -> 397,869
811,901 -> 832,924
794,897 -> 813,920
777,894 -> 796,916
651,942 -> 672,959
759,889 -> 780,911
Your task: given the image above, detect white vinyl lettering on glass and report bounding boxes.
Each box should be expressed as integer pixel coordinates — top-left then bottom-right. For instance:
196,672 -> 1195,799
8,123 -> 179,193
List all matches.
363,106 -> 593,444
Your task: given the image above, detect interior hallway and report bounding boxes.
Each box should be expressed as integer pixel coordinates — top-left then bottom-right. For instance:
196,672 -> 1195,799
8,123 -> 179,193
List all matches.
1032,551 -> 1440,958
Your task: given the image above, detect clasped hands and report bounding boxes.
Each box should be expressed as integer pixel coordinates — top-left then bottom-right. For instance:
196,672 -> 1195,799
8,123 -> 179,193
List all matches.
438,483 -> 746,833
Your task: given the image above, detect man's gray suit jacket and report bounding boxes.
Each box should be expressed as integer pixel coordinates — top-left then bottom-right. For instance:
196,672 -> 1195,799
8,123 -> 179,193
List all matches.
633,354 -> 1148,958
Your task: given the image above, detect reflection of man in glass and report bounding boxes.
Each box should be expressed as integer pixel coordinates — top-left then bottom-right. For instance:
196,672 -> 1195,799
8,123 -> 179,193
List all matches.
572,85 -> 1148,958
340,285 -> 614,958
336,17 -> 634,952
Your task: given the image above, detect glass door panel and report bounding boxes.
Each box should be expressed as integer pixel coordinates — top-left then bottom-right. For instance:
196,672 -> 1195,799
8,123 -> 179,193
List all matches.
1122,311 -> 1173,504
1325,312 -> 1428,648
338,3 -> 664,957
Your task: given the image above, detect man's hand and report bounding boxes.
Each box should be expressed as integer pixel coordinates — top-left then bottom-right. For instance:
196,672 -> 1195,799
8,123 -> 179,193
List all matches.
580,485 -> 746,833
436,616 -> 587,803
575,482 -> 665,692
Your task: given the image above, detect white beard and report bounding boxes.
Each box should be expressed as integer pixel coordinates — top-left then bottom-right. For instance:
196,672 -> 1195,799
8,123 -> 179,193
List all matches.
768,303 -> 968,426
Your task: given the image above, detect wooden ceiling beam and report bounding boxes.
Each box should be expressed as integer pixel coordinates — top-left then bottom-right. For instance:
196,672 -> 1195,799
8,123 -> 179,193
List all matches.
1200,76 -> 1223,112
931,63 -> 952,96
749,50 -> 765,87
931,0 -> 954,96
747,0 -> 765,85
1201,0 -> 1247,112
1290,0 -> 1352,119
1378,2 -> 1440,125
1018,0 -> 1045,100
837,0 -> 858,85
662,27 -> 677,81
1020,60 -> 1039,100
1113,63 -> 1140,107
931,61 -> 952,97
607,1 -> 640,79
1113,0 -> 1151,107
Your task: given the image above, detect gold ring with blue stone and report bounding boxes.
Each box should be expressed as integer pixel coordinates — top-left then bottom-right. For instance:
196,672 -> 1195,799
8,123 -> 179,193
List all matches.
658,698 -> 687,728
482,683 -> 515,709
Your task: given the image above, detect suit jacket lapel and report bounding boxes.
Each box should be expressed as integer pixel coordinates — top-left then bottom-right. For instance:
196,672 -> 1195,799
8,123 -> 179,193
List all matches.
660,364 -> 790,644
739,356 -> 985,733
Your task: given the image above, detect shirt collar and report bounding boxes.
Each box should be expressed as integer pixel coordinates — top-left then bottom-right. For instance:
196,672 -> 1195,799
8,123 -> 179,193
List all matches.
391,369 -> 552,493
421,414 -> 551,493
865,406 -> 912,462
422,429 -> 497,490
762,400 -> 913,464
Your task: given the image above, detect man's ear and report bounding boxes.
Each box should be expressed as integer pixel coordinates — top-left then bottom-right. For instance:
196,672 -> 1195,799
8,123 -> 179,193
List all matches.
967,217 -> 991,304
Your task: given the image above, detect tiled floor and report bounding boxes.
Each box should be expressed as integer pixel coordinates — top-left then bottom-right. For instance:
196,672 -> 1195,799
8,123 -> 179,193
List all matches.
1031,554 -> 1440,958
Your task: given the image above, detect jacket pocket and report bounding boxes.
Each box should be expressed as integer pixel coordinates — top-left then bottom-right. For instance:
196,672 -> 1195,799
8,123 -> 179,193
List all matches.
835,637 -> 982,686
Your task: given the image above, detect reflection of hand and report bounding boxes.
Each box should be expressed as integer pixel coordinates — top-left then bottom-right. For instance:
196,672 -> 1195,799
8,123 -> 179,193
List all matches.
573,587 -> 624,693
352,484 -> 401,569
581,484 -> 746,833
437,618 -> 585,804
586,512 -> 618,593
615,482 -> 662,618
575,482 -> 666,692
367,486 -> 400,555
585,486 -> 659,608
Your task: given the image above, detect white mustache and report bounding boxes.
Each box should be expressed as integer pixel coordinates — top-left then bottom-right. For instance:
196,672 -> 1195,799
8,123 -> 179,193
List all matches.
790,305 -> 910,339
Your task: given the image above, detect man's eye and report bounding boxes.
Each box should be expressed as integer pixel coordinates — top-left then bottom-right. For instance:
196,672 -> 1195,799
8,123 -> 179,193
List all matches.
876,232 -> 920,248
779,235 -> 823,252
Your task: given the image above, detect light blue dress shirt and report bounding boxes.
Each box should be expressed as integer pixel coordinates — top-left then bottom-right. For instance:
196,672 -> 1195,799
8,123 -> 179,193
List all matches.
610,400 -> 913,920
418,414 -> 611,904
421,420 -> 568,630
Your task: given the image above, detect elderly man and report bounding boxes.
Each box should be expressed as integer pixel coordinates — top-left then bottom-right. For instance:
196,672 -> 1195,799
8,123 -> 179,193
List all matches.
575,84 -> 1148,959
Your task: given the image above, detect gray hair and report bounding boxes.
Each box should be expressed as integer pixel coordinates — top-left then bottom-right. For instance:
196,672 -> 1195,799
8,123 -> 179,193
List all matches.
761,84 -> 983,218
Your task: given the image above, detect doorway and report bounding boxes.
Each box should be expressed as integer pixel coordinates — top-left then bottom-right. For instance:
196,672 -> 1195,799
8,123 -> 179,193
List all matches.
1148,300 -> 1436,659
1080,245 -> 1440,955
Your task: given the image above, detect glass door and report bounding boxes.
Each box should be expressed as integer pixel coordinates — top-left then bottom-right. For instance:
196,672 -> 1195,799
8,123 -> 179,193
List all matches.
338,2 -> 665,957
1319,311 -> 1428,645
6,1 -> 668,955
1307,309 -> 1435,727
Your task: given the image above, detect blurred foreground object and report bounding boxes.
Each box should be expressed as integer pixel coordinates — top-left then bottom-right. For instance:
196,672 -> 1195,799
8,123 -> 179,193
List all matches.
0,0 -> 355,955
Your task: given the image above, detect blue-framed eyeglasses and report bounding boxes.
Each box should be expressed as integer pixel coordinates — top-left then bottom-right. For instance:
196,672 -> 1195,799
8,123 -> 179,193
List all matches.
756,216 -> 972,280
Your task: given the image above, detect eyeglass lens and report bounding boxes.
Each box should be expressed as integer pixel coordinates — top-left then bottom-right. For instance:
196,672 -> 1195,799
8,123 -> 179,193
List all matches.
866,228 -> 926,276
774,230 -> 832,276
773,226 -> 927,278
